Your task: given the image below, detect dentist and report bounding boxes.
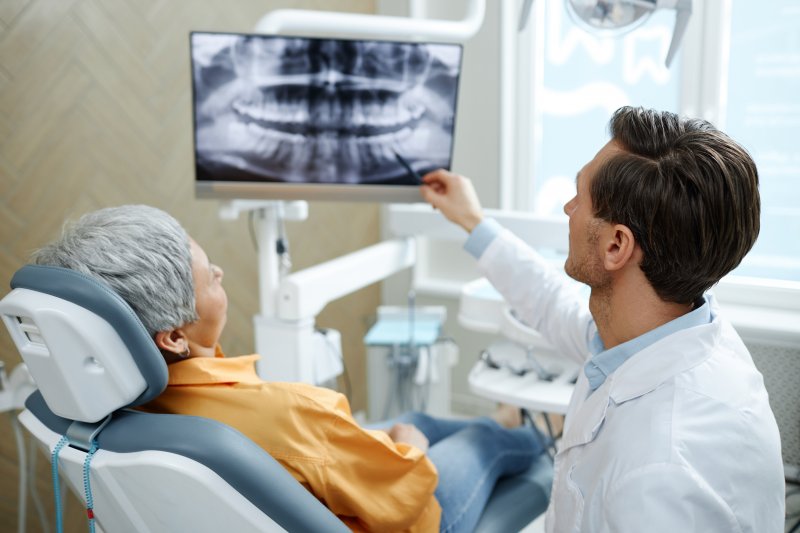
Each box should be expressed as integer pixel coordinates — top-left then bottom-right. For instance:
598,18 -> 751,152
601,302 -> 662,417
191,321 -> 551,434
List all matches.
421,106 -> 785,532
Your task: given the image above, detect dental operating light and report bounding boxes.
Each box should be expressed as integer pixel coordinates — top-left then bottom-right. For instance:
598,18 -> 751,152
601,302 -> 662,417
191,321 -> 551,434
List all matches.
518,0 -> 692,66
568,0 -> 691,66
567,0 -> 658,35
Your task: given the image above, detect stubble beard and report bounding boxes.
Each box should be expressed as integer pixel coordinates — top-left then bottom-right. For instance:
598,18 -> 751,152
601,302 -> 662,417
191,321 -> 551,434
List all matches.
565,221 -> 613,322
565,220 -> 609,289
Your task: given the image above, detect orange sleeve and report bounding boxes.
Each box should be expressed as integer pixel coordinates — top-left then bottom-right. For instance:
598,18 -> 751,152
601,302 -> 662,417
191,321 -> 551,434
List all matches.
313,396 -> 441,531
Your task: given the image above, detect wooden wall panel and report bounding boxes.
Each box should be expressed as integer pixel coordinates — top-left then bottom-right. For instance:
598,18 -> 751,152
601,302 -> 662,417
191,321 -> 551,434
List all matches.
0,1 -> 378,530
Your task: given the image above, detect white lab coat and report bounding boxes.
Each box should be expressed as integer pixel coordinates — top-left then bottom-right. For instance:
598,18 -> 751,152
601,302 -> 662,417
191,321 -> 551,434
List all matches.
477,227 -> 785,533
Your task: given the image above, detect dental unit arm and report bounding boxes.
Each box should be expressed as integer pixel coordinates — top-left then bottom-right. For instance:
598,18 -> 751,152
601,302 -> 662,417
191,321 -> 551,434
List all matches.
220,200 -> 415,384
220,198 -> 565,386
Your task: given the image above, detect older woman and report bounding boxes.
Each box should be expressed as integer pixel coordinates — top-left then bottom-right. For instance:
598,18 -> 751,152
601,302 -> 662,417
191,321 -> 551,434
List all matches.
32,205 -> 546,533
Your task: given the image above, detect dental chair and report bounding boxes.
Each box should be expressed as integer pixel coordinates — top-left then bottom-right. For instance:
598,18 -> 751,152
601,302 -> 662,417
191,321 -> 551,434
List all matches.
1,264 -> 551,532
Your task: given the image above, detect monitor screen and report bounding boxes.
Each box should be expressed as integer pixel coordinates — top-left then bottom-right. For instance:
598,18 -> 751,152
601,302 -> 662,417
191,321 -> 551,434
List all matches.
190,32 -> 463,202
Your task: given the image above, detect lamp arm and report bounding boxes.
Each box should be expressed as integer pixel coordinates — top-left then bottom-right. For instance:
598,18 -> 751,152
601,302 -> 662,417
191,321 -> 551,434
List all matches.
661,0 -> 693,67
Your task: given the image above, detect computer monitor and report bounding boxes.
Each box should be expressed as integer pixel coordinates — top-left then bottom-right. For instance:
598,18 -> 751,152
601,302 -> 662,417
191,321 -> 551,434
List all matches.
191,32 -> 463,202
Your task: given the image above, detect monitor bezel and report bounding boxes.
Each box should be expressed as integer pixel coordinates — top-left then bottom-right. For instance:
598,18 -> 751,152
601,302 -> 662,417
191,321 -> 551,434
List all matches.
189,31 -> 463,203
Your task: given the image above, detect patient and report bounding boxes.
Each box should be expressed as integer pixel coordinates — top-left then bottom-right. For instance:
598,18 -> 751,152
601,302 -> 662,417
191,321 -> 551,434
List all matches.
32,205 -> 546,533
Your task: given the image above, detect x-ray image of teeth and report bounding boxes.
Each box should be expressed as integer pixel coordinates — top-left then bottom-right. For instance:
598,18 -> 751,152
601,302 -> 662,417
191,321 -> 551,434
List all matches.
191,33 -> 462,185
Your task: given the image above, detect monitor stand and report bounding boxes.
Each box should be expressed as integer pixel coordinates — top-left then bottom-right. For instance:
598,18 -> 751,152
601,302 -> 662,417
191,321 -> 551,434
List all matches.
219,200 -> 415,384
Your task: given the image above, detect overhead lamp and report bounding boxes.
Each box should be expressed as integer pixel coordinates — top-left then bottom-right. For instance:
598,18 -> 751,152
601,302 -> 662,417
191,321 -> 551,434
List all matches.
519,0 -> 692,67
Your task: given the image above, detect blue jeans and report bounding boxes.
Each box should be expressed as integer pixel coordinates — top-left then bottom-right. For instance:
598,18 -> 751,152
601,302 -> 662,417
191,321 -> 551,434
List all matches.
374,411 -> 546,533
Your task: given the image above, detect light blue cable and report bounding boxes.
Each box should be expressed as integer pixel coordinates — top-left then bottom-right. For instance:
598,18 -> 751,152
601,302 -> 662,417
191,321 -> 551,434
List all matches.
51,435 -> 69,533
83,440 -> 99,533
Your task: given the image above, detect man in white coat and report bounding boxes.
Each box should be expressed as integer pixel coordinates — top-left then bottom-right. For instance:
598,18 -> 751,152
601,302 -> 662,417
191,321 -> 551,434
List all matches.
420,106 -> 785,532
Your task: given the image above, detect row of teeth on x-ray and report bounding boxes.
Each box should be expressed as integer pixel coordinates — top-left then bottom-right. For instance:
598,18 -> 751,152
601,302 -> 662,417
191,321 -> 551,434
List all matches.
227,89 -> 432,180
234,122 -> 415,181
231,95 -> 427,136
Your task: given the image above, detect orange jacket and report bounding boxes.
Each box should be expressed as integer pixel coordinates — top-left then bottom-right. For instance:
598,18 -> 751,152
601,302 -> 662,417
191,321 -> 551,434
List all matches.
139,349 -> 441,532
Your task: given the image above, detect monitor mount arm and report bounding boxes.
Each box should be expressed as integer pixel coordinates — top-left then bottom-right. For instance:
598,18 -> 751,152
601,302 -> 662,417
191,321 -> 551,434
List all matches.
220,200 -> 415,384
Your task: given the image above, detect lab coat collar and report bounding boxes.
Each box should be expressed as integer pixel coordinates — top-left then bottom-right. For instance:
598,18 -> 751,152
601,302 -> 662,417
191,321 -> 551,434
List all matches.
557,295 -> 721,453
607,320 -> 718,404
558,376 -> 612,452
609,294 -> 720,404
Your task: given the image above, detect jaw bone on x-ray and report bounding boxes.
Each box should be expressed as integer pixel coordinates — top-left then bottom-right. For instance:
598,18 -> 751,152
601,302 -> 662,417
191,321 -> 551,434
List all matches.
191,33 -> 462,185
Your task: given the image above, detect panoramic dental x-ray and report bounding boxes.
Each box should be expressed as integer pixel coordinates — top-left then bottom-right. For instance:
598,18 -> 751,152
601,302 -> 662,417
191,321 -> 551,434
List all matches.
191,33 -> 462,185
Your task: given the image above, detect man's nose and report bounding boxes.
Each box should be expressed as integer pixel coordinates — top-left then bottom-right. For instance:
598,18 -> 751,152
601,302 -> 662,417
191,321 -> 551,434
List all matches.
564,197 -> 576,216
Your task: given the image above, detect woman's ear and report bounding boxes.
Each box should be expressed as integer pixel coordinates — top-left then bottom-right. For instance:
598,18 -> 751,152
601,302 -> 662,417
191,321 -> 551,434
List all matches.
154,329 -> 189,355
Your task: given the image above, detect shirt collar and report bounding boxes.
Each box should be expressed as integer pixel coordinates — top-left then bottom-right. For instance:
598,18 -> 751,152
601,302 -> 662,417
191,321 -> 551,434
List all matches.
165,347 -> 262,386
584,299 -> 712,392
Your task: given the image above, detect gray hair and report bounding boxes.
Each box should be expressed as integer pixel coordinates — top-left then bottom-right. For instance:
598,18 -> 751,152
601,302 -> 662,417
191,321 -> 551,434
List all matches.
31,205 -> 198,336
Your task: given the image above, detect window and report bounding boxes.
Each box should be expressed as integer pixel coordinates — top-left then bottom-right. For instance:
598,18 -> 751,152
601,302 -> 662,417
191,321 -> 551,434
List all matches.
524,0 -> 681,217
517,0 -> 800,289
722,0 -> 800,283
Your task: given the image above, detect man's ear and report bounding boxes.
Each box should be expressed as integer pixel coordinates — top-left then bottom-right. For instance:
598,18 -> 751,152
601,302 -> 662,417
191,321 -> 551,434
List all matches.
154,329 -> 189,355
602,224 -> 637,272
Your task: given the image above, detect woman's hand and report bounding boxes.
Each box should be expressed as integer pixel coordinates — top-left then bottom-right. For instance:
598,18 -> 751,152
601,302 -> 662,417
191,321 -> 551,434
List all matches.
386,423 -> 430,453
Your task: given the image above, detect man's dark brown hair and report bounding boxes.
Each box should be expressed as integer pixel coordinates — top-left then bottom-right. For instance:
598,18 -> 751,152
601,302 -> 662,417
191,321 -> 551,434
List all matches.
591,106 -> 760,305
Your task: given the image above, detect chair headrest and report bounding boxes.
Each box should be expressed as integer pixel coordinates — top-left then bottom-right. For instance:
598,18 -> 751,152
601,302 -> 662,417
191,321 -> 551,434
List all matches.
1,265 -> 168,422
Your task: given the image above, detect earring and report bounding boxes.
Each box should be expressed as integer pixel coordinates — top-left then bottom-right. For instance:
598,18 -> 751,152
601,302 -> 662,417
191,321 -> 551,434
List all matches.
179,345 -> 191,359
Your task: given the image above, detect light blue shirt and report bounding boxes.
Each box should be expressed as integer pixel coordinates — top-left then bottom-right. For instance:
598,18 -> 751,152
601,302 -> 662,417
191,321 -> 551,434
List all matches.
584,302 -> 711,392
464,218 -> 713,392
464,218 -> 503,259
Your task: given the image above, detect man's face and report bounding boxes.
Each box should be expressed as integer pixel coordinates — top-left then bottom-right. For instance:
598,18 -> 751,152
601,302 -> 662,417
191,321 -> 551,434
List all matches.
562,140 -> 623,288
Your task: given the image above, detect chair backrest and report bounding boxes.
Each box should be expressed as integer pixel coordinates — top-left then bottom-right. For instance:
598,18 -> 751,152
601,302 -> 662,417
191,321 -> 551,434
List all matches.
0,265 -> 348,533
2,265 -> 167,421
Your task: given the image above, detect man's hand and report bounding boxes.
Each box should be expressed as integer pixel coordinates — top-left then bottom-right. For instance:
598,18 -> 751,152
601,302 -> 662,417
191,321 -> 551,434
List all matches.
385,423 -> 429,453
420,169 -> 484,233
